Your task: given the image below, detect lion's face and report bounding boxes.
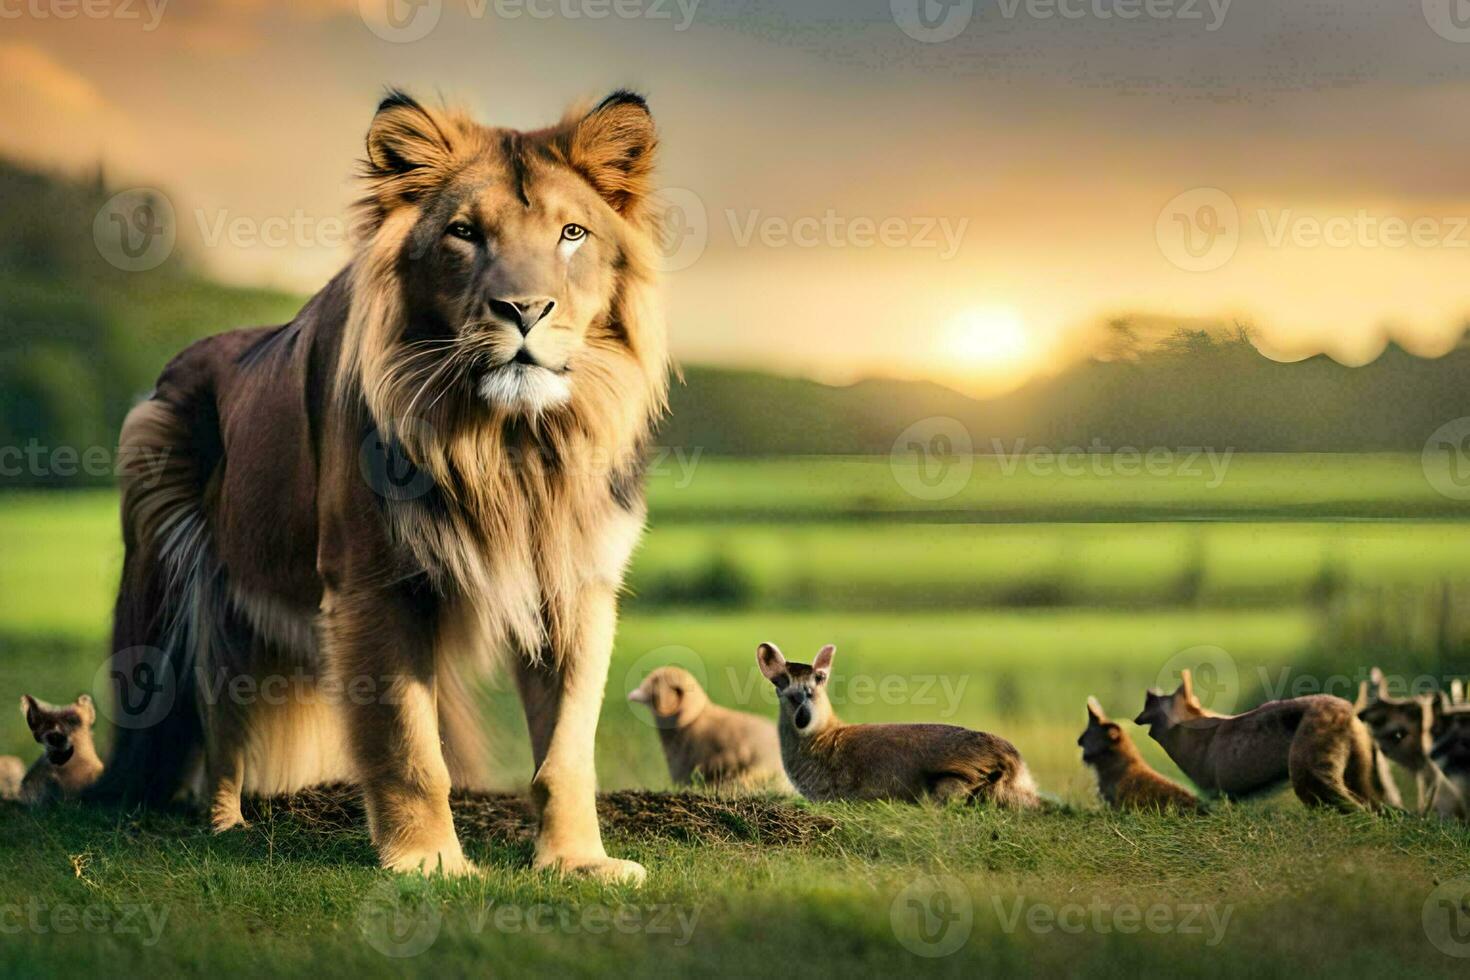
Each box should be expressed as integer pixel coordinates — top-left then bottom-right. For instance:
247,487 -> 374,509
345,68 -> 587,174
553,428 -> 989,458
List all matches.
399,160 -> 626,414
354,90 -> 661,419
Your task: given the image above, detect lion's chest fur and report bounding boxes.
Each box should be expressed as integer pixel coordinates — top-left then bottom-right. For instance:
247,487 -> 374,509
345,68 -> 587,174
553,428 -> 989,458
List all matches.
385,453 -> 645,661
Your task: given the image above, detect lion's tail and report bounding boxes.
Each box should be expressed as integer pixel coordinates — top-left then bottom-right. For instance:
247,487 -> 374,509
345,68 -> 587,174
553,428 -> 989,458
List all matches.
88,395 -> 217,805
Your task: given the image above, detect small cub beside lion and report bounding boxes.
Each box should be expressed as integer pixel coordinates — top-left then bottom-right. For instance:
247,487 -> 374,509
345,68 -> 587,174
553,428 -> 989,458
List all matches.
0,694 -> 104,805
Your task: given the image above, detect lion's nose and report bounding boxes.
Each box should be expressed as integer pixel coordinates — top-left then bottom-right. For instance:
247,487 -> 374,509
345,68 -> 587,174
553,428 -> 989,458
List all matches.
488,298 -> 555,335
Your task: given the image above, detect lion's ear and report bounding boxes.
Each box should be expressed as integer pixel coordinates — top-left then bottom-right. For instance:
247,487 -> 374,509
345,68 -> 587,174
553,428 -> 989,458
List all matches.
365,90 -> 456,178
564,91 -> 656,220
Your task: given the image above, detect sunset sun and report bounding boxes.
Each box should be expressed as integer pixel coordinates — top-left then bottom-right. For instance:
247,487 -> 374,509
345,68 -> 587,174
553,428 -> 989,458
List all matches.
942,306 -> 1035,373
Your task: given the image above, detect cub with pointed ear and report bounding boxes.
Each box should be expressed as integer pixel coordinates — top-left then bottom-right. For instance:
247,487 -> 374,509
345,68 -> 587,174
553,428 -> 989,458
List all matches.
18,694 -> 104,805
628,667 -> 791,793
1430,693 -> 1470,815
1079,697 -> 1200,812
1135,670 -> 1391,812
1356,668 -> 1458,818
755,643 -> 1039,807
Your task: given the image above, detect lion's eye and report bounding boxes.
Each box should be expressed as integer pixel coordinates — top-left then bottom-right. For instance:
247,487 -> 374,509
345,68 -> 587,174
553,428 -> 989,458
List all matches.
561,223 -> 587,241
446,221 -> 479,242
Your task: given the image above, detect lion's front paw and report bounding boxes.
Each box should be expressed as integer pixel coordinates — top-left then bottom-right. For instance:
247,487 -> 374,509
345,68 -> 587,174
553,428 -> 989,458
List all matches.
210,801 -> 247,834
535,852 -> 647,885
382,839 -> 479,877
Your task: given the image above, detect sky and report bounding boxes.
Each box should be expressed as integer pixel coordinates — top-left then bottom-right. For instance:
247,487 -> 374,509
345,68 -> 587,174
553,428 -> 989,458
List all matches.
4,0 -> 1470,395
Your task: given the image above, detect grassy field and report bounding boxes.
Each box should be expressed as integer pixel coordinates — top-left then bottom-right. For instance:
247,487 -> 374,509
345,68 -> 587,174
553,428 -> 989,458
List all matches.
2,456 -> 1470,977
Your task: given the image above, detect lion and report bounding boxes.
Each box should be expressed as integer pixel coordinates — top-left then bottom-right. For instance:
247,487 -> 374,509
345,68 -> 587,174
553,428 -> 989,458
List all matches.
89,90 -> 668,883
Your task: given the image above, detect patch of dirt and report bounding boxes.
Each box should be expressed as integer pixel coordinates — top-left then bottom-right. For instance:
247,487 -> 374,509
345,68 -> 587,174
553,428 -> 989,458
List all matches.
247,785 -> 837,847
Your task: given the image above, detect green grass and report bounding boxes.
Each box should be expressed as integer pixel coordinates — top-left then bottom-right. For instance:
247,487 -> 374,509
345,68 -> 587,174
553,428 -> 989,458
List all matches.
2,799 -> 1467,977
3,455 -> 1469,977
644,454 -> 1465,521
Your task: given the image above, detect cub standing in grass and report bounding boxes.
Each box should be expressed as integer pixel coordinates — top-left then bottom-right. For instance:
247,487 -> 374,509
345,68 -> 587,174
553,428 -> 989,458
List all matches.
16,695 -> 104,804
755,643 -> 1039,807
1079,697 -> 1200,812
1135,670 -> 1390,811
1356,669 -> 1465,820
628,666 -> 791,792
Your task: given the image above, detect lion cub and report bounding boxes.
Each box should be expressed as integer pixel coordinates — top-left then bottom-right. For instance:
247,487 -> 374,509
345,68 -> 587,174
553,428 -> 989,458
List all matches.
1135,671 -> 1388,811
16,694 -> 104,804
1430,693 -> 1470,814
1079,697 -> 1200,812
1356,669 -> 1464,819
628,666 -> 790,792
756,643 -> 1039,807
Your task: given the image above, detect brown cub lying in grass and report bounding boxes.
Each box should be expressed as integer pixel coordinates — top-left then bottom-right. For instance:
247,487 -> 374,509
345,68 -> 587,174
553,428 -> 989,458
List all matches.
1356,669 -> 1464,820
755,643 -> 1039,807
1135,671 -> 1388,812
628,666 -> 791,793
1079,697 -> 1200,812
15,695 -> 104,804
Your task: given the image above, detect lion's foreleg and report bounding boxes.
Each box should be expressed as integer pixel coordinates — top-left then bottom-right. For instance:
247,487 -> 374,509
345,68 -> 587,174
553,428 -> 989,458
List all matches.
325,588 -> 472,876
515,587 -> 644,885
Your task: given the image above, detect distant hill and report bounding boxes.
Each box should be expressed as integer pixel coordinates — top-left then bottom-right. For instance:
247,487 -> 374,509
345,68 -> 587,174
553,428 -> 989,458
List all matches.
665,336 -> 1470,454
